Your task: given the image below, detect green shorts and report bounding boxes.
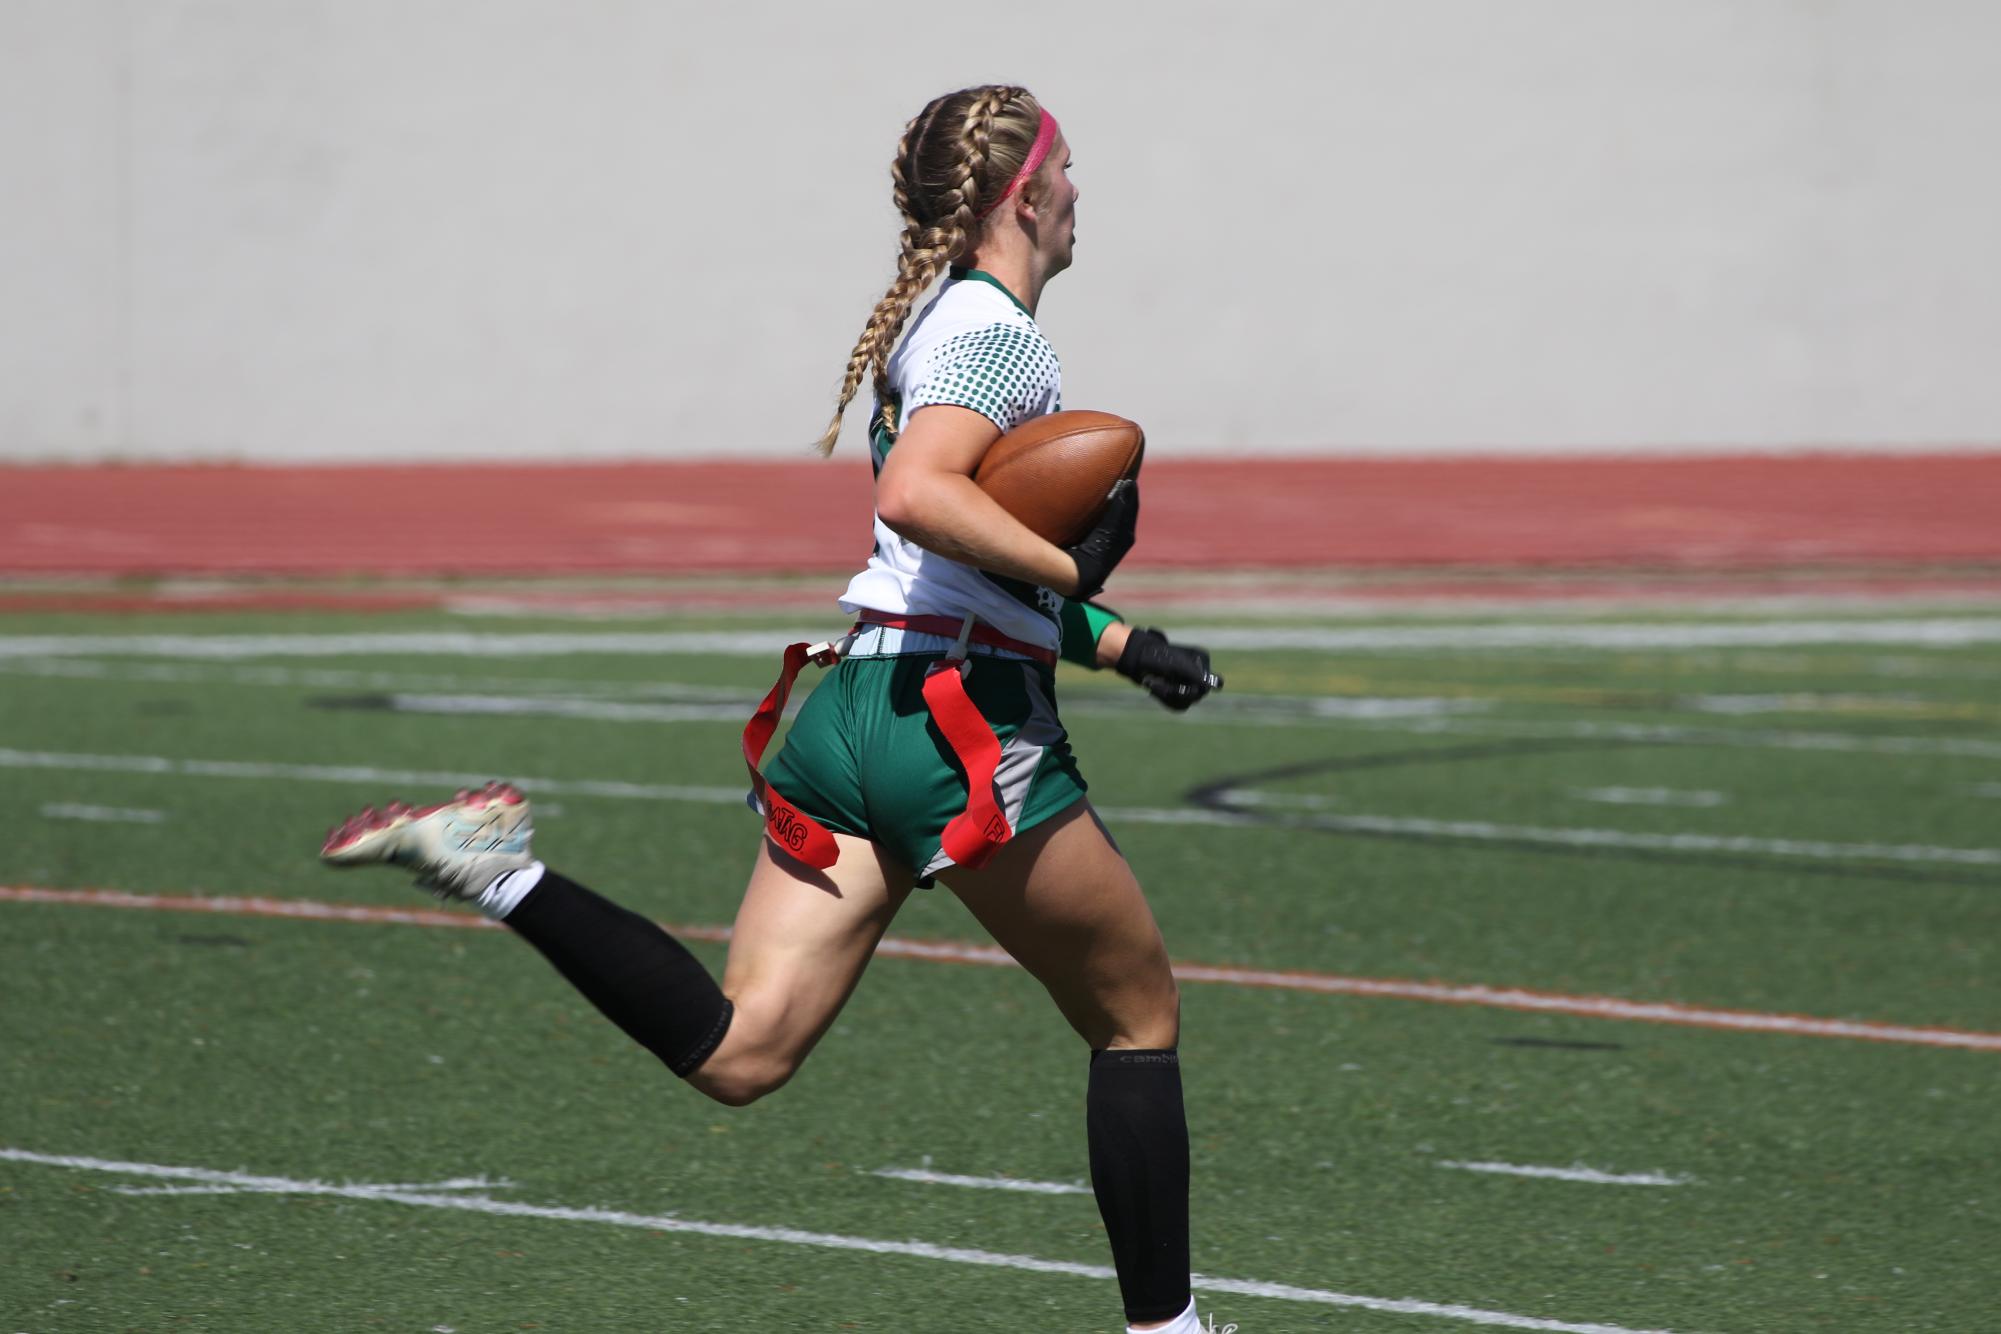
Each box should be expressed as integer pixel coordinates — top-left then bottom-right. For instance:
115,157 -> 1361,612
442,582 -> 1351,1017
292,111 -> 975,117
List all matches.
762,647 -> 1089,883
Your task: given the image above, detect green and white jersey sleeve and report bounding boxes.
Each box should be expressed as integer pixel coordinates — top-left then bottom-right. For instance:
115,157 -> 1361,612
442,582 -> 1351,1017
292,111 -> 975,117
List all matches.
894,274 -> 1062,434
839,270 -> 1068,651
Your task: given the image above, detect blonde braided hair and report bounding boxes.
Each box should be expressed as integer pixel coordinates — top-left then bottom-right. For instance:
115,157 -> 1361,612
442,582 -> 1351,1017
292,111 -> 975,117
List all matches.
816,85 -> 1045,455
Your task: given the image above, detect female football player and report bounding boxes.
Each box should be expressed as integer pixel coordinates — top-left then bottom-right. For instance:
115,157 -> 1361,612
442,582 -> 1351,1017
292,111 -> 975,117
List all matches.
323,85 -> 1218,1333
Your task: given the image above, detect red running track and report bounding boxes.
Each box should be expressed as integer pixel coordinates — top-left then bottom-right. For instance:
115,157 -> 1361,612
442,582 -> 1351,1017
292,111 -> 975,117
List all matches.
2,454 -> 1998,577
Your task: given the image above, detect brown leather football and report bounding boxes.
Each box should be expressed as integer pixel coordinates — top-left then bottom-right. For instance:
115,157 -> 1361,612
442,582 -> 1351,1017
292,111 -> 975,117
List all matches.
973,410 -> 1145,545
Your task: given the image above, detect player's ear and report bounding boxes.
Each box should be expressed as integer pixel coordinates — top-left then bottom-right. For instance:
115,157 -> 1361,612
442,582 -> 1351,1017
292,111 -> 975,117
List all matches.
1013,175 -> 1045,221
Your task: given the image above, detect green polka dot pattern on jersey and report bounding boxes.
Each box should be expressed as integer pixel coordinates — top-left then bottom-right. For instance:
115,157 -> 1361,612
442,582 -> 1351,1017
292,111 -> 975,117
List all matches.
910,324 -> 1061,431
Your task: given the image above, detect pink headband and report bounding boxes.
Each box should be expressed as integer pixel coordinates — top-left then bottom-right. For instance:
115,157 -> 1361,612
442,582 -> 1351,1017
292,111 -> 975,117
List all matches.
974,110 -> 1061,220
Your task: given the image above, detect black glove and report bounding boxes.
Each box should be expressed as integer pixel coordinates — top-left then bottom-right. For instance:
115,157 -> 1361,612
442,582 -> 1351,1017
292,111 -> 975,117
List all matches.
1061,478 -> 1138,601
1115,625 -> 1222,711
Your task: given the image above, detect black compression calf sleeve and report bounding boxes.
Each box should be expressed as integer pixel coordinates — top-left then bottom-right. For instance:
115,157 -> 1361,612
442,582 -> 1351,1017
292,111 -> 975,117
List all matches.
503,870 -> 732,1078
1087,1047 -> 1192,1324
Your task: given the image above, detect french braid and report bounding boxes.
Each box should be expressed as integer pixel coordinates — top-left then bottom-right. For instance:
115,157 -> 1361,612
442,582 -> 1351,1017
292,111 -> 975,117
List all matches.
816,85 -> 1043,455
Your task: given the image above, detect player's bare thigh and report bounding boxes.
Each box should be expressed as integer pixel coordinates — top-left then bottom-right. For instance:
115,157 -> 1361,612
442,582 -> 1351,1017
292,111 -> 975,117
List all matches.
941,802 -> 1179,1052
688,832 -> 914,1106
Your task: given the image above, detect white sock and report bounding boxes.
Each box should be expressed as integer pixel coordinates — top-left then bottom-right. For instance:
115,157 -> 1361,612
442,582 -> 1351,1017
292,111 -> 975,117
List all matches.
1127,1298 -> 1200,1334
474,860 -> 545,920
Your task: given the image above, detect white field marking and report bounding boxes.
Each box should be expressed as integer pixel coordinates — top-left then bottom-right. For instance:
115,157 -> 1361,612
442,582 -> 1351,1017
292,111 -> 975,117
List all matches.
5,744 -> 1991,870
872,1167 -> 1091,1196
441,596 -> 838,620
384,693 -> 754,724
0,631 -> 812,660
0,1148 -> 1677,1334
1293,697 -> 1491,720
8,886 -> 2001,1053
0,652 -> 1483,737
1866,654 -> 2001,681
3,616 -> 2001,661
1008,804 -> 2000,876
1176,618 -> 2001,653
109,1174 -> 511,1197
1681,693 -> 1924,716
0,655 -> 1479,732
0,886 -> 522,933
1437,1161 -> 1690,1187
6,644 -> 1978,734
0,656 -> 762,703
38,802 -> 166,824
1567,787 -> 1726,809
1973,784 -> 2001,799
1384,715 -> 2001,761
0,748 -> 742,806
1208,802 -> 2001,868
392,690 -> 1487,729
459,590 -> 2001,621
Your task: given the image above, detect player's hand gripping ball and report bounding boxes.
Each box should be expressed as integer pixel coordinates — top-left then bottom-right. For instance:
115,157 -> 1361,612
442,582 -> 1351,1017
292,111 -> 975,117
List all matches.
974,410 -> 1145,546
976,410 -> 1145,598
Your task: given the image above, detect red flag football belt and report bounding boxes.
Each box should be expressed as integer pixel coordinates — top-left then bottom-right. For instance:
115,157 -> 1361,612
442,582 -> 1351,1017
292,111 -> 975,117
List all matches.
741,613 -> 1056,872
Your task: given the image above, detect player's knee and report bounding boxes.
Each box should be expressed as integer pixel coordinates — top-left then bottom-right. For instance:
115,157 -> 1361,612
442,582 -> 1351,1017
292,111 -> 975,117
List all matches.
696,1072 -> 783,1109
683,1003 -> 804,1107
689,1047 -> 796,1107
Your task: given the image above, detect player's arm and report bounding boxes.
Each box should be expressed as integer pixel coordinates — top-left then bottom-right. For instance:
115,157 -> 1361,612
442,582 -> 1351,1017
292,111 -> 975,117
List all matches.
1070,603 -> 1129,668
1062,600 -> 1220,709
1096,621 -> 1130,667
877,405 -> 1132,598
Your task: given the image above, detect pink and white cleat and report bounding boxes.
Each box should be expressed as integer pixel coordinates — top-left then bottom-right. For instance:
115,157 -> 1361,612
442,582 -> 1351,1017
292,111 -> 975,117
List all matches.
320,781 -> 534,900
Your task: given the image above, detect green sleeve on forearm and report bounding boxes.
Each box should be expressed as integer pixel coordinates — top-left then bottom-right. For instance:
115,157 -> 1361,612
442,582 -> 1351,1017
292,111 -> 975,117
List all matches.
1059,599 -> 1123,668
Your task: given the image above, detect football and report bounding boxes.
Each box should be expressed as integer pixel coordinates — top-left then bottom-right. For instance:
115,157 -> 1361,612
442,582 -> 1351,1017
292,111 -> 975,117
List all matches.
974,410 -> 1145,545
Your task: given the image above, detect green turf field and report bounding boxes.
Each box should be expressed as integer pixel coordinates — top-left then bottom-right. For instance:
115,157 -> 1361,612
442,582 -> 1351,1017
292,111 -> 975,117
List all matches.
4,603 -> 1999,1332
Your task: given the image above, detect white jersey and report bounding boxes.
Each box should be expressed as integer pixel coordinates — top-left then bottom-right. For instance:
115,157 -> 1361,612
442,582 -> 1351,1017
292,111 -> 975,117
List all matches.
839,270 -> 1066,651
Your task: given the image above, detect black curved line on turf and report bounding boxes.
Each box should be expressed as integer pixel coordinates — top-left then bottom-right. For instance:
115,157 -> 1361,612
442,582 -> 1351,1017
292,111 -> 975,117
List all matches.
1183,738 -> 2001,889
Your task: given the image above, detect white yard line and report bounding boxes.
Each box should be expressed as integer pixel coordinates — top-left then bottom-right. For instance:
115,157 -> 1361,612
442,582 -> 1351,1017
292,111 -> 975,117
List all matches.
5,745 -> 1994,869
1178,619 -> 2001,653
1437,1161 -> 1690,1187
38,802 -> 166,824
1567,788 -> 1725,809
385,690 -> 1486,728
110,1174 -> 510,1197
0,1147 -> 1678,1333
0,748 -> 741,806
1,617 -> 2000,661
872,1167 -> 1091,1196
0,656 -> 759,702
1130,796 -> 2001,867
0,655 -> 1474,729
1279,810 -> 2000,867
1681,693 -> 1922,716
384,694 -> 755,723
1393,716 -> 2001,761
0,631 -> 808,660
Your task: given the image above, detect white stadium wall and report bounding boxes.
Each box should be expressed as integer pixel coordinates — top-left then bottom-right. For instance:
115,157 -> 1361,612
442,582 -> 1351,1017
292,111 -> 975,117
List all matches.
2,0 -> 1998,462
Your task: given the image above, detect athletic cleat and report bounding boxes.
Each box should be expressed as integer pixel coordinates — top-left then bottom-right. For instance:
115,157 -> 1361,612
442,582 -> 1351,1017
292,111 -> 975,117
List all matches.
320,781 -> 534,900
